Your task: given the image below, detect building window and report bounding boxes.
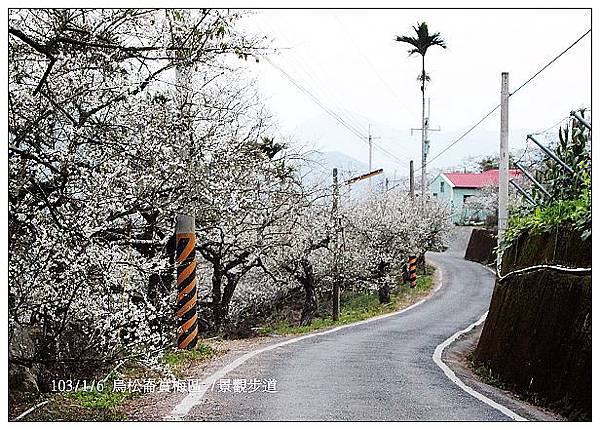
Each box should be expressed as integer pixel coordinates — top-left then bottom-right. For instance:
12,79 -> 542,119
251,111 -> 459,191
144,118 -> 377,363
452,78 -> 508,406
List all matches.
463,194 -> 473,203
440,182 -> 445,193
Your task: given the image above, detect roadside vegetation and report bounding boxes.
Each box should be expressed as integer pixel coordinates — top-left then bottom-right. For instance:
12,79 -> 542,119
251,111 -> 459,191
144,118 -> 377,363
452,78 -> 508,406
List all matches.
470,355 -> 567,418
501,113 -> 591,250
261,265 -> 435,335
11,343 -> 221,421
161,343 -> 221,378
469,110 -> 591,422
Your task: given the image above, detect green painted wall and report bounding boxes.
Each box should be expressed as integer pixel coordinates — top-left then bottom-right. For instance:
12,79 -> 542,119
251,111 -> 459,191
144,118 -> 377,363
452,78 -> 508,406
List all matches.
430,174 -> 488,224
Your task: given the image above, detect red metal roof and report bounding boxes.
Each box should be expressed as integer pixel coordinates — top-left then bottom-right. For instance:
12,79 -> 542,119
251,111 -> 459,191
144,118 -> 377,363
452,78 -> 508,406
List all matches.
442,169 -> 520,188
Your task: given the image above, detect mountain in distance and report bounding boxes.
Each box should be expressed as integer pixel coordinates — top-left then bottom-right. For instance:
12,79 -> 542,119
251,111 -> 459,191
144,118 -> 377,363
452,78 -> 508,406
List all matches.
293,150 -> 393,197
286,110 -> 532,181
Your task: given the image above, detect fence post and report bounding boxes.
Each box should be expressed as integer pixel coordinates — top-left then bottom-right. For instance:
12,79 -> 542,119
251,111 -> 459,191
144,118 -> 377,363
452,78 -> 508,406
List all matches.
175,214 -> 198,349
570,110 -> 591,131
509,179 -> 536,206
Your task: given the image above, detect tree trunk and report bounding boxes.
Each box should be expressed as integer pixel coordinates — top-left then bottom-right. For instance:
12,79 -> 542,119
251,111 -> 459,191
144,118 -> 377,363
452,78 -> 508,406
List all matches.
378,281 -> 391,304
211,268 -> 223,330
298,259 -> 318,326
376,261 -> 391,304
220,272 -> 240,328
417,253 -> 426,272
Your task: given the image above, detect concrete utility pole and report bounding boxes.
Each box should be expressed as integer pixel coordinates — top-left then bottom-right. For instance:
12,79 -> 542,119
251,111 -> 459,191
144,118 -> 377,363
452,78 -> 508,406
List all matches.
175,214 -> 198,350
331,168 -> 341,321
422,92 -> 426,198
498,72 -> 510,249
331,167 -> 383,319
411,99 -> 440,197
409,160 -> 415,199
368,124 -> 380,190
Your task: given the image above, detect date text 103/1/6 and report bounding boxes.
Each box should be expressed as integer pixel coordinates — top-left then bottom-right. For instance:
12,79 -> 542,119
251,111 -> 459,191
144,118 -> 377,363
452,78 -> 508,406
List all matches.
51,379 -> 105,392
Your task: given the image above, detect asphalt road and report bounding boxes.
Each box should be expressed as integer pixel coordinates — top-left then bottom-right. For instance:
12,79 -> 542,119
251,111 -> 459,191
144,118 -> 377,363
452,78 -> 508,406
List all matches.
187,227 -> 508,421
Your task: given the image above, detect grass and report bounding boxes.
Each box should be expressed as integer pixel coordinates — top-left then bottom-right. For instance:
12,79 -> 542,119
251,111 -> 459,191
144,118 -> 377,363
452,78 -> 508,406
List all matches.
12,381 -> 137,421
469,356 -> 511,391
14,343 -> 220,421
64,388 -> 133,410
162,342 -> 217,366
161,342 -> 220,378
469,354 -> 560,415
260,265 -> 435,336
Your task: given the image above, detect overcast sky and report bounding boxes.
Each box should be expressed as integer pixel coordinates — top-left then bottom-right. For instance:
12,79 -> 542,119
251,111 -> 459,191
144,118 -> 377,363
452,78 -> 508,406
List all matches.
236,9 -> 591,174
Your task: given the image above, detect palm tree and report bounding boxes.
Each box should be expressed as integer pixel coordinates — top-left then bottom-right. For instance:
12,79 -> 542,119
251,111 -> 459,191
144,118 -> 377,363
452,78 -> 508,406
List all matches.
396,22 -> 446,197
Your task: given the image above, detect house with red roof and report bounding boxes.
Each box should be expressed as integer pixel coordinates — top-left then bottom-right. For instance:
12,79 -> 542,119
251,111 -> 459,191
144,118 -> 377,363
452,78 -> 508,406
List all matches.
430,169 -> 520,223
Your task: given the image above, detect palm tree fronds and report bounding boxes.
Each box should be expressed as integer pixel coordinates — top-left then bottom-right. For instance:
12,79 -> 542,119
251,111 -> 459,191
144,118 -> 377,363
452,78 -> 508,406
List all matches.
396,22 -> 447,57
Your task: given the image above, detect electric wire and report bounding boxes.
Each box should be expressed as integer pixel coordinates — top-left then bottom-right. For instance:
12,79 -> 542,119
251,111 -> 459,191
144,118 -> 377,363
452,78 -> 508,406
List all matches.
423,28 -> 590,170
264,56 -> 410,168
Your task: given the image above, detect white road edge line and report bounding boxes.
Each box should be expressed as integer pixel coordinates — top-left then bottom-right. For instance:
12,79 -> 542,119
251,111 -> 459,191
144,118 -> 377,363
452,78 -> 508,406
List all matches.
432,312 -> 527,421
165,264 -> 444,420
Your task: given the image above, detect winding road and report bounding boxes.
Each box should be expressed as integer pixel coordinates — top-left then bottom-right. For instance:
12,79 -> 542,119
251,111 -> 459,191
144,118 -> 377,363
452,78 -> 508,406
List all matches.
170,227 -> 512,421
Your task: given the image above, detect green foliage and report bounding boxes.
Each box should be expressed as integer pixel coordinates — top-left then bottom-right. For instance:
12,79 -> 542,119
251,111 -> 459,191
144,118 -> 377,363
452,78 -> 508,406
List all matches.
502,185 -> 590,250
395,22 -> 447,57
261,266 -> 434,335
502,110 -> 591,249
534,112 -> 591,203
478,154 -> 516,172
65,389 -> 131,410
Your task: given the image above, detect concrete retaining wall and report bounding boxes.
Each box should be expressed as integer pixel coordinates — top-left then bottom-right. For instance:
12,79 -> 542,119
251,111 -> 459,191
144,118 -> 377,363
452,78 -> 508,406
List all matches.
464,228 -> 497,265
475,228 -> 591,421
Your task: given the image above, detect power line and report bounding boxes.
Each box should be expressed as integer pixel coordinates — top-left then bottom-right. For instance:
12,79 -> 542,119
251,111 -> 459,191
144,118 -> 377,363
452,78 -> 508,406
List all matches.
331,13 -> 416,118
373,137 -> 413,162
426,104 -> 500,167
257,19 -> 413,169
510,29 -> 590,97
261,19 -> 370,137
372,141 -> 409,166
530,115 -> 570,136
263,57 -> 366,139
424,28 -> 590,170
264,56 -> 409,168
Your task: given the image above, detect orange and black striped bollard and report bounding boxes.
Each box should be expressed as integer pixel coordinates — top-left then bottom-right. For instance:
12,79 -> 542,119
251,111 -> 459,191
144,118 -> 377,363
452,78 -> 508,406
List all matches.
175,214 -> 198,350
408,255 -> 417,288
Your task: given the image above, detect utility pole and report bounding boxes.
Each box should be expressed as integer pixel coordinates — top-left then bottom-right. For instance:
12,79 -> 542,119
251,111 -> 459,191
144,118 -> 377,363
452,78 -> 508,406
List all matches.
175,214 -> 198,349
368,124 -> 380,190
331,167 -> 384,319
422,88 -> 426,198
331,168 -> 340,321
411,98 -> 440,197
498,72 -> 510,250
171,10 -> 198,348
409,160 -> 415,199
